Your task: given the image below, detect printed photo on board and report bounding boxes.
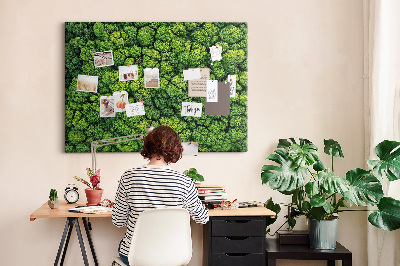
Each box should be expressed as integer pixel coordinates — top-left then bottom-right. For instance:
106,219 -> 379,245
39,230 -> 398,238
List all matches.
93,50 -> 114,68
113,91 -> 128,112
100,96 -> 115,117
76,75 -> 98,93
119,65 -> 138,81
144,68 -> 159,88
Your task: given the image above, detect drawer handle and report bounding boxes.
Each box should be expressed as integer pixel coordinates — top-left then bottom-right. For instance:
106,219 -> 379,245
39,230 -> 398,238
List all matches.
225,236 -> 249,241
225,253 -> 250,257
224,220 -> 250,224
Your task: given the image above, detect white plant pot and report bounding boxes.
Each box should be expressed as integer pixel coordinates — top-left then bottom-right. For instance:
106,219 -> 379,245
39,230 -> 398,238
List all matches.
48,199 -> 60,209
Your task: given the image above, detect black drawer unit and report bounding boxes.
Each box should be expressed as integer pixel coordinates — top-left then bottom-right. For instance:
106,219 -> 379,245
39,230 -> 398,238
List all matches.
204,215 -> 267,266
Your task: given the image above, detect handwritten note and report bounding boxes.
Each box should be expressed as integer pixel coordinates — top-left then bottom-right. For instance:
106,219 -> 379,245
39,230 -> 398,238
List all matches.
126,102 -> 145,117
181,102 -> 202,117
210,46 -> 222,61
188,68 -> 210,97
228,75 -> 236,98
207,80 -> 218,102
183,68 -> 201,81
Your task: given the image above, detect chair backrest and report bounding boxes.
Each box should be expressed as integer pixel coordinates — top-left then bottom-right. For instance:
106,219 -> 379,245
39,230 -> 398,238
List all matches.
128,208 -> 192,266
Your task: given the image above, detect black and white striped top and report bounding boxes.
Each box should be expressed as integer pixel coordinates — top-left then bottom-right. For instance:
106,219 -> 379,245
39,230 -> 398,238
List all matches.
112,165 -> 209,257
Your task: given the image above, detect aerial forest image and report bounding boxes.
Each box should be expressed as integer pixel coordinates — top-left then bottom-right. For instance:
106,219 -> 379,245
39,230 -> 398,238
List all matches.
65,22 -> 248,152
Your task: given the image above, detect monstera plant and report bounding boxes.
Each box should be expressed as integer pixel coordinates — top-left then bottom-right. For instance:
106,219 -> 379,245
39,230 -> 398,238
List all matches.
261,138 -> 400,232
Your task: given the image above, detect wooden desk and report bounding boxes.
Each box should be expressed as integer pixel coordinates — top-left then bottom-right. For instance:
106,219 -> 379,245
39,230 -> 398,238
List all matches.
30,201 -> 109,266
204,207 -> 275,266
265,238 -> 352,266
31,203 -> 275,266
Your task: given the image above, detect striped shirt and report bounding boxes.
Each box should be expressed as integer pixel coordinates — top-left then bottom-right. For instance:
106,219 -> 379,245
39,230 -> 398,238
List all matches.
112,165 -> 209,257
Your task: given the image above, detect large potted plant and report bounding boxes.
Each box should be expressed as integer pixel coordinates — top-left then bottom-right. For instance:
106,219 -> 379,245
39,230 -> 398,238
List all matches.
261,138 -> 400,249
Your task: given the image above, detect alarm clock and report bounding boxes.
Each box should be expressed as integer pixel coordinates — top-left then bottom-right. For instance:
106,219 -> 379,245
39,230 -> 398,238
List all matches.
64,184 -> 79,204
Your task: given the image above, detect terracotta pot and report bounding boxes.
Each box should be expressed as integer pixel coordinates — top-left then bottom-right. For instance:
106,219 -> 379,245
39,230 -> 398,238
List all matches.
85,188 -> 103,206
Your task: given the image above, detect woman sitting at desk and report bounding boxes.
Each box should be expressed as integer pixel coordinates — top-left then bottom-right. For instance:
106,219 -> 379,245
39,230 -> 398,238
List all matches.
112,125 -> 209,265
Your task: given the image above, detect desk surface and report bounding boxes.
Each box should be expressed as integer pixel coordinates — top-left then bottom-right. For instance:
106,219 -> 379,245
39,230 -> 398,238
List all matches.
30,201 -> 274,221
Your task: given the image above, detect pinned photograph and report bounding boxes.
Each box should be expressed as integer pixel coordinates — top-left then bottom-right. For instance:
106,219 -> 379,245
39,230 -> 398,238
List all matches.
113,91 -> 129,112
100,96 -> 115,117
93,50 -> 114,68
144,68 -> 159,88
126,102 -> 145,117
119,65 -> 138,81
77,75 -> 98,93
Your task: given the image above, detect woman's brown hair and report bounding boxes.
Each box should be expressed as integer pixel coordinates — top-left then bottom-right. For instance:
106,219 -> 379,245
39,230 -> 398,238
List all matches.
140,125 -> 183,164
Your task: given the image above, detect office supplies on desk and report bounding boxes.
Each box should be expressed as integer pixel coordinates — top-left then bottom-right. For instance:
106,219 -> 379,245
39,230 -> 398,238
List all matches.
69,206 -> 112,214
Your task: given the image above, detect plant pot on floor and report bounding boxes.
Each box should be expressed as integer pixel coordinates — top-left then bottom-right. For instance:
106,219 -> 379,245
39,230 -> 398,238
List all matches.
308,218 -> 338,249
85,188 -> 103,206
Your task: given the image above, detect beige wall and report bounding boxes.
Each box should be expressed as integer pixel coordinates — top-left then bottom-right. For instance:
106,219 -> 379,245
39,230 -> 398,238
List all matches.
0,0 -> 366,265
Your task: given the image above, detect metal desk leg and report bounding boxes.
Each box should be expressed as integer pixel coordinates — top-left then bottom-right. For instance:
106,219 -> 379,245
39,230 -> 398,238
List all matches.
60,219 -> 73,265
54,218 -> 72,266
83,217 -> 99,266
327,260 -> 335,266
71,218 -> 89,266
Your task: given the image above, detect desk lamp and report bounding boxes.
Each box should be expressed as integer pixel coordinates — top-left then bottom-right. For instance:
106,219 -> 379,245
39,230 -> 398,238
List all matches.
90,126 -> 154,172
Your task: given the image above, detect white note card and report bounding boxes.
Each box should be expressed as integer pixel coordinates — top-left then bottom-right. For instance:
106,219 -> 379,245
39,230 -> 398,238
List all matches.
206,80 -> 218,102
181,102 -> 202,117
183,68 -> 201,81
182,142 -> 199,156
126,102 -> 145,117
210,46 -> 222,61
228,75 -> 236,98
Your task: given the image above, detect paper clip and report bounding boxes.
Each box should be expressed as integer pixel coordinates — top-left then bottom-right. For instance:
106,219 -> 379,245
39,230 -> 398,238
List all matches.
87,73 -> 89,76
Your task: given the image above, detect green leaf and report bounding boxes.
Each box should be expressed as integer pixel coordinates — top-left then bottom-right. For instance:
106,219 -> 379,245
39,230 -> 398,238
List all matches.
288,218 -> 296,229
310,195 -> 332,213
324,139 -> 344,157
277,138 -> 292,148
308,207 -> 326,221
367,140 -> 400,181
305,181 -> 319,197
264,198 -> 281,227
302,201 -> 311,212
344,168 -> 383,206
261,148 -> 307,192
313,160 -> 326,172
368,197 -> 400,231
288,142 -> 319,168
318,169 -> 349,195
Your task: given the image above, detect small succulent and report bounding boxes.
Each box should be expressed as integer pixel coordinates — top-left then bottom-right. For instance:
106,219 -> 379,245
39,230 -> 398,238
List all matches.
49,189 -> 58,201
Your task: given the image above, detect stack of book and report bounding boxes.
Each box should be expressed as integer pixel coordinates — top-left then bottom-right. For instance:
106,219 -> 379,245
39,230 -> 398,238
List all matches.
195,184 -> 227,205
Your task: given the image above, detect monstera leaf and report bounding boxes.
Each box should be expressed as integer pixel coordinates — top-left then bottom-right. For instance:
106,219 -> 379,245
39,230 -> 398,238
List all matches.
288,142 -> 319,168
343,168 -> 383,206
324,139 -> 344,157
264,198 -> 281,227
367,140 -> 400,181
368,197 -> 400,231
318,169 -> 349,195
261,148 -> 307,192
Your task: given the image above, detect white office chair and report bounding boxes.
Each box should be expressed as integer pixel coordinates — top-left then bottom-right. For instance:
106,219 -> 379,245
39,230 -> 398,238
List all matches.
112,208 -> 192,266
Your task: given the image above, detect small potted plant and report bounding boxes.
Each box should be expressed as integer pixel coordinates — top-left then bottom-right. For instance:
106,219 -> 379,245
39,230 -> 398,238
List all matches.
184,168 -> 204,183
74,168 -> 103,206
48,189 -> 60,209
261,138 -> 400,249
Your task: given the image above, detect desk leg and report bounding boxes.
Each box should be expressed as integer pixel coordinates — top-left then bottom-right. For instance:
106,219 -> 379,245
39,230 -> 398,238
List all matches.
82,217 -> 98,266
327,260 -> 335,266
267,259 -> 276,266
54,218 -> 72,266
343,259 -> 352,266
60,219 -> 73,265
71,218 -> 89,266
